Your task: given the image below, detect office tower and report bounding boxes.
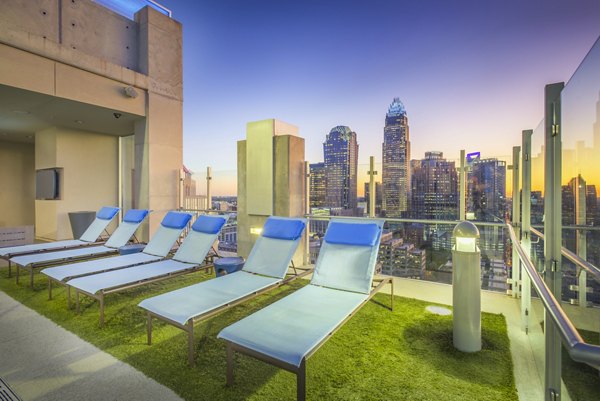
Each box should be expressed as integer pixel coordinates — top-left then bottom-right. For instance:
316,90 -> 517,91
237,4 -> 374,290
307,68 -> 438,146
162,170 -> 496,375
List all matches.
409,151 -> 458,220
323,126 -> 358,210
364,181 -> 382,216
382,97 -> 410,217
468,158 -> 506,222
309,162 -> 326,209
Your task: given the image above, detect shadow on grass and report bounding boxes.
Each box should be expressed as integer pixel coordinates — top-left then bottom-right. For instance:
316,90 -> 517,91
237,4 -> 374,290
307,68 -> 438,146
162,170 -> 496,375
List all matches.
402,312 -> 514,389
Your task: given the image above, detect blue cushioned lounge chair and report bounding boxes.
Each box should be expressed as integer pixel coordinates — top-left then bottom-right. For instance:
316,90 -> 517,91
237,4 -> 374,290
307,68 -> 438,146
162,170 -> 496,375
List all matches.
67,215 -> 227,326
11,209 -> 149,287
0,206 -> 120,277
218,219 -> 393,401
138,216 -> 311,366
41,211 -> 191,300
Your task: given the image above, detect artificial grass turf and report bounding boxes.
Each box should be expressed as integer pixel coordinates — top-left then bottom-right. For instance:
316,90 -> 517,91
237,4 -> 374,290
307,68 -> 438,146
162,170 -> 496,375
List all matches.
562,328 -> 600,401
0,266 -> 517,401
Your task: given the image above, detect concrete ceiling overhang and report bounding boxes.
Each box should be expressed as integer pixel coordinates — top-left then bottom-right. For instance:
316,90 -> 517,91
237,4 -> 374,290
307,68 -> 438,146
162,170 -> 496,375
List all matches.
0,84 -> 144,143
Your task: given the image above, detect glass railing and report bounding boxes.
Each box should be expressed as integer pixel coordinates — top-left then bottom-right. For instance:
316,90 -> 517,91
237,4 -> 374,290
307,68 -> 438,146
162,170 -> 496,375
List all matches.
308,214 -> 509,293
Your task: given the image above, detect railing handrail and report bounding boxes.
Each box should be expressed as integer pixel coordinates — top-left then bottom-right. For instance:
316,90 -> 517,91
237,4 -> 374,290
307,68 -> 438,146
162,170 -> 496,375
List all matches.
530,227 -> 600,284
305,214 -> 506,228
508,223 -> 600,366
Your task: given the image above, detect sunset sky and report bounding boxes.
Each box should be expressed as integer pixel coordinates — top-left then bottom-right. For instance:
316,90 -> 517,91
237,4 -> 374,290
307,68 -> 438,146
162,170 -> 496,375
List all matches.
159,0 -> 600,195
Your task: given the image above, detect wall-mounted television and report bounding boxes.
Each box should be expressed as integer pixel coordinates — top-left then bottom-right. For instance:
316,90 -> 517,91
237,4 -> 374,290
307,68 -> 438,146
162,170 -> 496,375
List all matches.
36,168 -> 61,200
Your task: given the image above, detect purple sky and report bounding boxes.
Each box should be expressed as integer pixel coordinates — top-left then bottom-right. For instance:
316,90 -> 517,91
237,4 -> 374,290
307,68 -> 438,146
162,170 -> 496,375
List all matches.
163,0 -> 600,195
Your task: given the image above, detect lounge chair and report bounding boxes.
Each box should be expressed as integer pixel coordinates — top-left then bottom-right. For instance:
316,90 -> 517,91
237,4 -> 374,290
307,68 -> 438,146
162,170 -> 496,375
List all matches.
11,209 -> 149,287
0,206 -> 120,277
138,216 -> 312,366
218,219 -> 393,401
41,211 -> 191,299
67,215 -> 227,326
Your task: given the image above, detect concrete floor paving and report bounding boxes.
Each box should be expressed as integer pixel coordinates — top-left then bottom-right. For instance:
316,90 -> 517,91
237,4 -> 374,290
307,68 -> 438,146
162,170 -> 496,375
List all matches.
0,291 -> 183,401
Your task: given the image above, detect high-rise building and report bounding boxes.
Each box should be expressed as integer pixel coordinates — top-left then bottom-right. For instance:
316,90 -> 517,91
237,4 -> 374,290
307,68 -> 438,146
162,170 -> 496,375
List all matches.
409,151 -> 458,220
468,158 -> 506,222
382,98 -> 410,217
323,126 -> 358,210
309,162 -> 326,210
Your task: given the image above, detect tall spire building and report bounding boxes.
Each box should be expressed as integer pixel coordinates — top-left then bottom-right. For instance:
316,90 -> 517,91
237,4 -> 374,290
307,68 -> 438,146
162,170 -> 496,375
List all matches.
382,98 -> 410,217
323,126 -> 358,210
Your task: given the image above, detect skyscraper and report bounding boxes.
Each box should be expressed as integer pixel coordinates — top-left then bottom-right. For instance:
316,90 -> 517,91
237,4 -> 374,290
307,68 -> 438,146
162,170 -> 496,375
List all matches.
309,162 -> 326,210
409,151 -> 458,220
467,158 -> 506,222
382,98 -> 410,217
364,181 -> 382,216
323,126 -> 358,210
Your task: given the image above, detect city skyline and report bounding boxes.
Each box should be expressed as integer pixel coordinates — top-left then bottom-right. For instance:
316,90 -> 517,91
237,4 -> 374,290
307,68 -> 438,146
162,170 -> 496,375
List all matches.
166,0 -> 600,195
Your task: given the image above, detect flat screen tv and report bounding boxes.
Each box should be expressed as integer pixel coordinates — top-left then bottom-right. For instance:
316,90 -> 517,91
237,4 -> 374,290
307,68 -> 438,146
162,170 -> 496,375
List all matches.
36,168 -> 60,200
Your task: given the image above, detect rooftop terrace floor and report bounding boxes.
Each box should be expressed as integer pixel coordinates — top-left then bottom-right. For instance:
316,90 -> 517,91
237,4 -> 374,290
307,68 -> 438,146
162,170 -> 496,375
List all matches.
0,265 -> 597,400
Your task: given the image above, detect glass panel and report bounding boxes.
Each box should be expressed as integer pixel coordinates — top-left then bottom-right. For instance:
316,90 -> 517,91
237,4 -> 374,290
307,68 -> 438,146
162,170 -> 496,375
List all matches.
559,36 -> 600,398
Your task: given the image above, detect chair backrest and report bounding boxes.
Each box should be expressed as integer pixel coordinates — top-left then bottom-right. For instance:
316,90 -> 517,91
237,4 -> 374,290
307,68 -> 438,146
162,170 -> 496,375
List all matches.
104,209 -> 149,248
173,215 -> 227,264
310,219 -> 384,294
79,206 -> 120,242
142,211 -> 193,257
242,217 -> 306,279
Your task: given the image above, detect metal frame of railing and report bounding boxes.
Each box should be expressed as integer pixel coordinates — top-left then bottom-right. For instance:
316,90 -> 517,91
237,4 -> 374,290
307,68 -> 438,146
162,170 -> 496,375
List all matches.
508,223 -> 600,366
531,227 -> 600,284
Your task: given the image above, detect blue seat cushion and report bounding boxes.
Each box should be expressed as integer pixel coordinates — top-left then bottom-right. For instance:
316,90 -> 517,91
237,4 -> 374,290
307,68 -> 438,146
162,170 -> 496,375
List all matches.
192,215 -> 227,234
123,209 -> 149,224
97,207 -> 120,220
324,222 -> 380,247
262,217 -> 305,240
161,211 -> 192,229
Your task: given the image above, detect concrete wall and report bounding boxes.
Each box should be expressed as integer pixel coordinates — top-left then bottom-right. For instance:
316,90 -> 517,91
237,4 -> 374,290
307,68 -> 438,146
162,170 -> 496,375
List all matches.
0,0 -> 139,71
0,2 -> 183,241
35,127 -> 118,240
0,141 -> 35,227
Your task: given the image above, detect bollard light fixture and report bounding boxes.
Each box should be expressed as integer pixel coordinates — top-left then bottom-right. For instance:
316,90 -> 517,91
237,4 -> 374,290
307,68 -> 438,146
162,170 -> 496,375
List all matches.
453,221 -> 479,252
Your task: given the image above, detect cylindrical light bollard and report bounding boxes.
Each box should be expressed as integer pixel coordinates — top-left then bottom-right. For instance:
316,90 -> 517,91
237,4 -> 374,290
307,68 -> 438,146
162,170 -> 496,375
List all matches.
452,221 -> 481,352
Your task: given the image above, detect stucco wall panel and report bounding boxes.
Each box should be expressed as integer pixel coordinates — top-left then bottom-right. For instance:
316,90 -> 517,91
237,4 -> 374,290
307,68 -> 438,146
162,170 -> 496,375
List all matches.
55,63 -> 146,116
0,44 -> 55,95
0,141 -> 35,227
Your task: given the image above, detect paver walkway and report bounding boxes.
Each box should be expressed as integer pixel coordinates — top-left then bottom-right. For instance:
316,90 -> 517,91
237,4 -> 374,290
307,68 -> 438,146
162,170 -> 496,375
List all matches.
0,291 -> 183,401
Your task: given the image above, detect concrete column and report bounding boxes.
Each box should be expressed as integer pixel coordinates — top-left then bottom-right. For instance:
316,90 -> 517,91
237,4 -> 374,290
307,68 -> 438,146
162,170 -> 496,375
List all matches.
134,7 -> 183,239
237,119 -> 306,266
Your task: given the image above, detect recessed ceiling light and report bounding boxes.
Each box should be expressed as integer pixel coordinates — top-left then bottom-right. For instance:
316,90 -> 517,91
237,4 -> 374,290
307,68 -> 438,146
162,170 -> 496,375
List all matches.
75,120 -> 84,124
25,135 -> 33,139
11,110 -> 30,115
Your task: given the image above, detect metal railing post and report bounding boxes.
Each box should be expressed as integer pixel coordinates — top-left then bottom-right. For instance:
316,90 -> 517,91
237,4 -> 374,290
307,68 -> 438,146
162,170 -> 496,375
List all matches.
521,130 -> 532,333
304,161 -> 311,265
511,146 -> 521,298
368,156 -> 377,218
544,82 -> 564,401
459,149 -> 466,220
207,166 -> 212,210
574,175 -> 588,308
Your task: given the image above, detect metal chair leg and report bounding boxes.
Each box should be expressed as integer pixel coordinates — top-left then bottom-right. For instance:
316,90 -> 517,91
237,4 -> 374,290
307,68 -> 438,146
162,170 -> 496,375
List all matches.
8,260 -> 11,278
226,343 -> 234,386
48,278 -> 53,300
147,313 -> 153,345
99,294 -> 105,327
187,320 -> 195,366
297,359 -> 306,401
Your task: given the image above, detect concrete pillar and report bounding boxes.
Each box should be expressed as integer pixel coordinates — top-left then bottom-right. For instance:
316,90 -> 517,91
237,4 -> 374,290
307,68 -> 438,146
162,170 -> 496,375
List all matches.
134,7 -> 183,239
237,119 -> 306,266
